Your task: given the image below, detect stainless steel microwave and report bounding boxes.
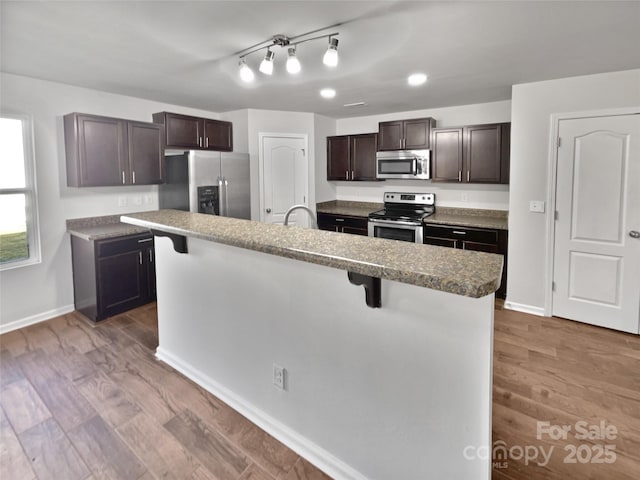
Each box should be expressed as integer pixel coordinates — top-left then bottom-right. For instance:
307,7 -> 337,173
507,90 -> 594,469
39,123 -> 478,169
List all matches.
376,150 -> 430,180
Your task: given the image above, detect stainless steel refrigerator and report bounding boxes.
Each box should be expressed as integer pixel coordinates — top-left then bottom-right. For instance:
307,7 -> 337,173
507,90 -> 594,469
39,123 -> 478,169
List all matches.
159,151 -> 250,220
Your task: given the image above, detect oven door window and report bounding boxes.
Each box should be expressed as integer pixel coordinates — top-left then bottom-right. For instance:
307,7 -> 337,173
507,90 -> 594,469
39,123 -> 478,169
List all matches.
377,159 -> 414,175
373,225 -> 417,243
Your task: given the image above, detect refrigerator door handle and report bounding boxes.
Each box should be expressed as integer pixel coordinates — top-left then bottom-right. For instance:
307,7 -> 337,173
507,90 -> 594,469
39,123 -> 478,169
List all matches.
217,177 -> 224,216
224,179 -> 229,217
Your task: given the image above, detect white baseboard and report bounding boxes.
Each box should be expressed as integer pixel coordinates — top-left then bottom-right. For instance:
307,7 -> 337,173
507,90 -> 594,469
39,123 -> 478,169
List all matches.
0,304 -> 75,335
156,347 -> 368,480
503,300 -> 546,317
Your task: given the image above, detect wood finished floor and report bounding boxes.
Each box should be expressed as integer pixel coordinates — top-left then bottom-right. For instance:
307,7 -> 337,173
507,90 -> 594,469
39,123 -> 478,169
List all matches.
1,302 -> 638,479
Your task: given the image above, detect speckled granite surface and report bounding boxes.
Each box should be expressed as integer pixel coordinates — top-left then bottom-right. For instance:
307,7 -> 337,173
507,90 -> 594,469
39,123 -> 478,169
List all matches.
425,207 -> 508,230
67,214 -> 150,241
316,200 -> 383,217
121,209 -> 503,298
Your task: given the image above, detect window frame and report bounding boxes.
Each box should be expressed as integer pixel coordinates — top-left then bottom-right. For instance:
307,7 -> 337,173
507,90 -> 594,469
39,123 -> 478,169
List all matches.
0,112 -> 41,271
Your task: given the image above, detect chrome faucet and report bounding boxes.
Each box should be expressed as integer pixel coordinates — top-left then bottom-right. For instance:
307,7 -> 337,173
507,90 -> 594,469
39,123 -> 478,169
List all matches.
284,205 -> 317,229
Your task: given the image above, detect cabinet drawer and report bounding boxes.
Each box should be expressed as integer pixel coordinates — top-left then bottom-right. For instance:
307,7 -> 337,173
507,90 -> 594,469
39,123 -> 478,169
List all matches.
96,233 -> 153,258
317,213 -> 368,230
424,224 -> 499,245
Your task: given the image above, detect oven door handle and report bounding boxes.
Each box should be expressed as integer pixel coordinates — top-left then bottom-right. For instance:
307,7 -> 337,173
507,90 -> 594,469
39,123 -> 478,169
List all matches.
368,218 -> 422,228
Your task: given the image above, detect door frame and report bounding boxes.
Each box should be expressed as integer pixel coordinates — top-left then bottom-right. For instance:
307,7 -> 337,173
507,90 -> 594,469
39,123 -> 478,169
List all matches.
544,106 -> 640,316
258,132 -> 309,223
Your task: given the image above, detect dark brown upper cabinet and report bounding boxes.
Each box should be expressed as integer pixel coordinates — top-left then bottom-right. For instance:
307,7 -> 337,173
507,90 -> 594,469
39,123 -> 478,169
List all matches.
327,133 -> 378,181
377,117 -> 435,151
431,122 -> 510,184
64,113 -> 163,187
153,112 -> 233,151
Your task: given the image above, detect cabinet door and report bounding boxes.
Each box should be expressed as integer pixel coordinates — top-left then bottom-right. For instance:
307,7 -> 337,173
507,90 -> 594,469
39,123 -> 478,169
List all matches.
97,249 -> 146,318
128,121 -> 163,185
327,136 -> 350,180
432,127 -> 464,182
377,121 -> 404,151
204,119 -> 233,151
162,112 -> 202,148
144,245 -> 156,300
465,124 -> 502,183
76,115 -> 128,186
403,118 -> 432,149
350,134 -> 378,180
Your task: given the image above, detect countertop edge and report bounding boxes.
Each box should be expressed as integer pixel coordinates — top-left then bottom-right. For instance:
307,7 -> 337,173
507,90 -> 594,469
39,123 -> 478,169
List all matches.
121,214 -> 502,299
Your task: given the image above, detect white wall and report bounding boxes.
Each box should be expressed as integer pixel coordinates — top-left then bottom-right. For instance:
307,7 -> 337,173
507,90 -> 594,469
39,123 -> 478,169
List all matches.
220,108 -> 249,153
154,236 -> 494,480
0,73 -> 222,329
507,69 -> 640,312
247,109 -> 316,220
313,114 -> 337,203
333,101 -> 511,208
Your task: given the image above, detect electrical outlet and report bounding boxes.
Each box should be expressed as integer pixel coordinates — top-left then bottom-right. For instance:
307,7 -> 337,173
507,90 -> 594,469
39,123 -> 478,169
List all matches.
144,194 -> 153,204
273,364 -> 286,390
132,195 -> 143,206
117,196 -> 127,207
461,192 -> 469,202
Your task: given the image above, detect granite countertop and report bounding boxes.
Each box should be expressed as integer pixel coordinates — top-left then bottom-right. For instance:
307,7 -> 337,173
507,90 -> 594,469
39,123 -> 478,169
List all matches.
67,214 -> 150,241
425,207 -> 509,230
316,200 -> 382,217
121,209 -> 503,298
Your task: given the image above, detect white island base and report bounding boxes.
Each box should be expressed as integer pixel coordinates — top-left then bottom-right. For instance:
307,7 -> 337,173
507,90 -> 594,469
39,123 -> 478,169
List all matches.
153,236 -> 494,480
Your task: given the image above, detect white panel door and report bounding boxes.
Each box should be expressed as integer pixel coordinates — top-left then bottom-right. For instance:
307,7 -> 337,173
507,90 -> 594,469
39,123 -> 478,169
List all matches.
553,114 -> 640,333
261,135 -> 308,225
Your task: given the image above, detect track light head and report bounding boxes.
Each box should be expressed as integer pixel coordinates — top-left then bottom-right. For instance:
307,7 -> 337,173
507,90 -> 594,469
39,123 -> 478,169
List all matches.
286,48 -> 301,74
323,37 -> 339,67
259,50 -> 275,75
238,58 -> 255,83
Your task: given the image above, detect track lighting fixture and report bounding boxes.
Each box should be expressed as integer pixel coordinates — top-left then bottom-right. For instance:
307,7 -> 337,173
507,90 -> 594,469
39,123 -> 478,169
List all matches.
236,27 -> 340,83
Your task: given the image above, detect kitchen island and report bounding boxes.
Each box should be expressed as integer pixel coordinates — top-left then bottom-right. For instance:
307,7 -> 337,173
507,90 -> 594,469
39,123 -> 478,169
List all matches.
121,210 -> 503,480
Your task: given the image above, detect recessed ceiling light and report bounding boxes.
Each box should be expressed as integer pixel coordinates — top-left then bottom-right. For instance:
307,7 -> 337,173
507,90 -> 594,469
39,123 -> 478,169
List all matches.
320,88 -> 336,99
408,73 -> 428,86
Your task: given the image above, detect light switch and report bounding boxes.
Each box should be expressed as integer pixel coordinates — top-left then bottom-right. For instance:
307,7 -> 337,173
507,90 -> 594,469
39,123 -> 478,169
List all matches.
529,200 -> 545,213
117,196 -> 127,207
132,196 -> 143,206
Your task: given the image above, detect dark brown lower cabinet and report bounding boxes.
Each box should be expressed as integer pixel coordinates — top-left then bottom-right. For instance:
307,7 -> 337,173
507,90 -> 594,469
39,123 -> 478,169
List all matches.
317,213 -> 368,236
71,233 -> 156,321
424,224 -> 508,298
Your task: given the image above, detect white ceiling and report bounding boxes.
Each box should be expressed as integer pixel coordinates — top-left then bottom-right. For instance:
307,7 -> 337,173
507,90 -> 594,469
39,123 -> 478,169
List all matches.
2,1 -> 639,118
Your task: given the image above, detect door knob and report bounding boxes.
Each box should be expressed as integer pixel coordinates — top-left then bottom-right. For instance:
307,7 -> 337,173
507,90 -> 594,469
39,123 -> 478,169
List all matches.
266,208 -> 272,213
629,230 -> 640,239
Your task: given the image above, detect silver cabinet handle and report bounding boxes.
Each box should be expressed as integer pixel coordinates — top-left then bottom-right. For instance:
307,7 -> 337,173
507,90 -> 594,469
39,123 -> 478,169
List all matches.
132,171 -> 136,184
458,171 -> 462,182
199,137 -> 203,148
266,208 -> 271,213
138,251 -> 143,264
467,170 -> 470,182
122,171 -> 126,184
149,249 -> 153,262
335,218 -> 345,222
351,170 -> 355,179
452,230 -> 467,235
137,238 -> 153,243
205,137 -> 209,148
345,170 -> 349,180
630,230 -> 640,239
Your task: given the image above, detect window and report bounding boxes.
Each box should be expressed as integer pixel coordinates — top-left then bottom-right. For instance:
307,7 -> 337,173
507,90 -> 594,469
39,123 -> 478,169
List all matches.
0,114 -> 41,270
